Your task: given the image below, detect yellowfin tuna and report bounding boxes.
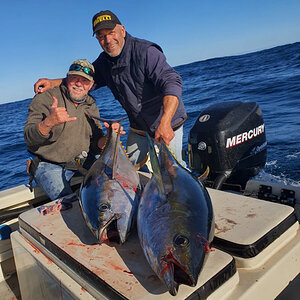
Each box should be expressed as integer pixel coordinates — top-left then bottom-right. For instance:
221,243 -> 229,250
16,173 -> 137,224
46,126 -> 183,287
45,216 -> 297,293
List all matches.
137,135 -> 214,295
79,116 -> 140,244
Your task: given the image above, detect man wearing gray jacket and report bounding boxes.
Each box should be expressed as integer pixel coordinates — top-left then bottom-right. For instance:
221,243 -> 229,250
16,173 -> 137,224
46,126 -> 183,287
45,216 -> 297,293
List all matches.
25,59 -> 107,200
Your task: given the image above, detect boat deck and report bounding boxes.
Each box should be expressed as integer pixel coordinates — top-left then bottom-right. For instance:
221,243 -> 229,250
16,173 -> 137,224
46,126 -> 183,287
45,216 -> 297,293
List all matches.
1,174 -> 300,299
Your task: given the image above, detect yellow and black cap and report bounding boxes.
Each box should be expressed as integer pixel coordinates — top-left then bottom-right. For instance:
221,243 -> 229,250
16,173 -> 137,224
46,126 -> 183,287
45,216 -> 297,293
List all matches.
92,10 -> 121,35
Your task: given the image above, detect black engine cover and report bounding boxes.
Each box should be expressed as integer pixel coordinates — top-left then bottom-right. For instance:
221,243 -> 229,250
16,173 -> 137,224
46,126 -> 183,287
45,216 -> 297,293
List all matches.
188,101 -> 267,187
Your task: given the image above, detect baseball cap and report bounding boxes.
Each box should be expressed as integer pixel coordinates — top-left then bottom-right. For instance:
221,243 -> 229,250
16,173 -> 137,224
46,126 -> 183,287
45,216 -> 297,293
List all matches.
92,10 -> 121,35
67,59 -> 95,81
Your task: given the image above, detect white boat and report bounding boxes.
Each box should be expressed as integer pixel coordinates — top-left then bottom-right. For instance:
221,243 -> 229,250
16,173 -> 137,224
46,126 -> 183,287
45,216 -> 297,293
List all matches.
0,173 -> 299,299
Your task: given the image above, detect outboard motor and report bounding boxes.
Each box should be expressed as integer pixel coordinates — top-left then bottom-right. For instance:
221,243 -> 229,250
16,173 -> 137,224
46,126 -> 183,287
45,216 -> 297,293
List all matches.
188,101 -> 267,189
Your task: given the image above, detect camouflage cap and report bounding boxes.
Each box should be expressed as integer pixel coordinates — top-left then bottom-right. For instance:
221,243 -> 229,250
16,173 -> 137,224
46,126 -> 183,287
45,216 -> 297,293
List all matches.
67,59 -> 95,81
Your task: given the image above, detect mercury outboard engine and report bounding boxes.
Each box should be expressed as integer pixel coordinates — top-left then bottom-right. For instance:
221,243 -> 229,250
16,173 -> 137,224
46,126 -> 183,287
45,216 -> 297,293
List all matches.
188,101 -> 267,189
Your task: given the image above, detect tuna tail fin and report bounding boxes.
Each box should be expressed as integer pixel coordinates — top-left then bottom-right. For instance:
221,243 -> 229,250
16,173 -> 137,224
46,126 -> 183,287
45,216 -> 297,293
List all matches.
146,134 -> 165,195
85,112 -> 127,180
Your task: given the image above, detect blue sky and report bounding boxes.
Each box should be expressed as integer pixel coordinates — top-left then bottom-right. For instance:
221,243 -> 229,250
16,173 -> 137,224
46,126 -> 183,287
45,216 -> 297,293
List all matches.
0,0 -> 299,104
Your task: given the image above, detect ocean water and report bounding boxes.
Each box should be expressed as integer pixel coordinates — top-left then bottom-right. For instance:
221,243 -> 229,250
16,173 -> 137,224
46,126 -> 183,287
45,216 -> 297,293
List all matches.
0,42 -> 299,192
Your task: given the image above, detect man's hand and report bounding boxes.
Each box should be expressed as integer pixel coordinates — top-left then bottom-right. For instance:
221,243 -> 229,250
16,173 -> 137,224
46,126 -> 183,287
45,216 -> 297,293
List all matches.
154,121 -> 174,146
34,78 -> 51,94
154,95 -> 178,145
97,122 -> 126,150
103,122 -> 126,135
34,78 -> 63,94
48,96 -> 77,125
38,96 -> 77,136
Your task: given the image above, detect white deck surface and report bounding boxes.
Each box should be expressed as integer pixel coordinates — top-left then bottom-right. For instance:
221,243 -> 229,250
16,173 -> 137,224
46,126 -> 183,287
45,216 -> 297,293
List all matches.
16,198 -> 237,299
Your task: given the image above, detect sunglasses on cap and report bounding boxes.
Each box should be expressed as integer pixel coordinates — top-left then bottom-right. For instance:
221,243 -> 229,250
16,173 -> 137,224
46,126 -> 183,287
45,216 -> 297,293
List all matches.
69,64 -> 94,77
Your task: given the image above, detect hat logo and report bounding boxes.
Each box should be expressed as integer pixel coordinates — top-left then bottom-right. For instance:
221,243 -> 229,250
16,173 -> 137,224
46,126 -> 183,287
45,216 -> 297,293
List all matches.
93,15 -> 112,27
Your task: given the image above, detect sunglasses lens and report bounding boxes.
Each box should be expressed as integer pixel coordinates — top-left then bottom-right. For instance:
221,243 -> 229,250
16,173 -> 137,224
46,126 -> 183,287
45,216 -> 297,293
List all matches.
69,64 -> 82,71
83,67 -> 93,76
82,67 -> 89,74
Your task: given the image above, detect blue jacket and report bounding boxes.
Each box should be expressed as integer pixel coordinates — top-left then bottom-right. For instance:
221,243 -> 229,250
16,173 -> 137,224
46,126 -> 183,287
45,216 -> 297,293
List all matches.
93,33 -> 187,135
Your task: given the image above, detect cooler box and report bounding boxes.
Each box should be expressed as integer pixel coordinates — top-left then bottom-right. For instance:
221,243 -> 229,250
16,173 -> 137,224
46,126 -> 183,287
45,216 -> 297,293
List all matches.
209,188 -> 299,268
12,197 -> 238,300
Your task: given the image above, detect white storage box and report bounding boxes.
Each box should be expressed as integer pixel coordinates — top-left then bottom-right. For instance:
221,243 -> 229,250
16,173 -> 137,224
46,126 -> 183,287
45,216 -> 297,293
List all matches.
209,188 -> 298,268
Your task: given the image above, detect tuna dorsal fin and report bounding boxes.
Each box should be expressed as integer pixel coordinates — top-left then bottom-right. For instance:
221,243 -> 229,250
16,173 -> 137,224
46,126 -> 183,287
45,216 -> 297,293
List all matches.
146,134 -> 165,195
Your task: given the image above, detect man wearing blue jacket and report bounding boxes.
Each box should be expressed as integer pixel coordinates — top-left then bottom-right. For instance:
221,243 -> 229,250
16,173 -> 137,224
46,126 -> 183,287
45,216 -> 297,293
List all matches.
34,10 -> 187,166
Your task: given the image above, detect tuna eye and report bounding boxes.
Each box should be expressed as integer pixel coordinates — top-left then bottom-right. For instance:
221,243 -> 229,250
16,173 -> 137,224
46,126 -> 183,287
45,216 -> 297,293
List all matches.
173,235 -> 189,247
99,203 -> 110,211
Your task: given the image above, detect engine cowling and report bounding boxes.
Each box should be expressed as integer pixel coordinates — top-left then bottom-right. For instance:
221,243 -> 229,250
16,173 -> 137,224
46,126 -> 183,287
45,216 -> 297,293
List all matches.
188,101 -> 267,189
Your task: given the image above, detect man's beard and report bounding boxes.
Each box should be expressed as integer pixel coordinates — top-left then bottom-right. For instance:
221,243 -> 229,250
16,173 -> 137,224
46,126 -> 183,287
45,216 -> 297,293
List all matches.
68,86 -> 87,104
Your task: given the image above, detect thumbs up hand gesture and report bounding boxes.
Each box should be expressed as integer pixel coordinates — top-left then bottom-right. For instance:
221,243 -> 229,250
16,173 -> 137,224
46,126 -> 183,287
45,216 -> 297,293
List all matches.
38,96 -> 77,136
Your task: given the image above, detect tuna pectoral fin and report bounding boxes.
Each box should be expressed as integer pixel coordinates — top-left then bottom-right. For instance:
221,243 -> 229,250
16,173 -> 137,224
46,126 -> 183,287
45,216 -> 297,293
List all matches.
146,134 -> 165,195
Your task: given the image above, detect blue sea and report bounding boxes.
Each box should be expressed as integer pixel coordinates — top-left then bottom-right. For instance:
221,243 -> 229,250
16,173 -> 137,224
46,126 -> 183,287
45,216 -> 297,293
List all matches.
0,42 -> 299,192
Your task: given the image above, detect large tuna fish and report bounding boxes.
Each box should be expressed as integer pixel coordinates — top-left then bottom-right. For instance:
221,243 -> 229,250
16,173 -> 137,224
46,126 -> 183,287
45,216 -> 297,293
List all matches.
137,135 -> 214,296
79,117 -> 140,244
